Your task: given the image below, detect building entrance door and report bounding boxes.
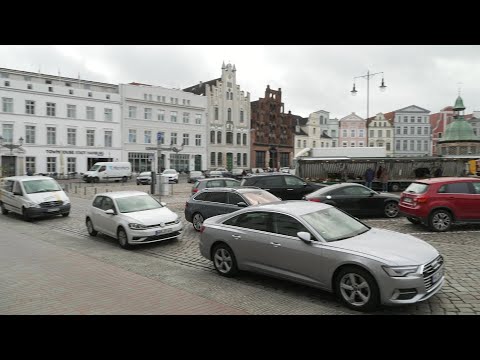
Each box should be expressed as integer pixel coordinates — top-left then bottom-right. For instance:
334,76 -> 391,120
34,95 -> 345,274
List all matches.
1,156 -> 16,177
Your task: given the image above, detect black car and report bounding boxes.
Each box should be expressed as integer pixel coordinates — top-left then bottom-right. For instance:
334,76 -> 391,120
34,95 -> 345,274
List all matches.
304,182 -> 400,218
240,173 -> 327,200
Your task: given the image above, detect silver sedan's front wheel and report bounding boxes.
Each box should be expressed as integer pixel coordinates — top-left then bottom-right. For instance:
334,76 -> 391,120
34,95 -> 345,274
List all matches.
212,244 -> 238,277
336,267 -> 379,312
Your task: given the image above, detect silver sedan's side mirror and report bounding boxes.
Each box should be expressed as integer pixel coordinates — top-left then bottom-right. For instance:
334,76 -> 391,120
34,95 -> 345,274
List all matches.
160,202 -> 167,206
298,231 -> 313,244
105,209 -> 115,215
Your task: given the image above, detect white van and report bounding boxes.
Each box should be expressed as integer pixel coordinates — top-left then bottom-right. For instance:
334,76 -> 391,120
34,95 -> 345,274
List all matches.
82,162 -> 132,183
0,176 -> 71,220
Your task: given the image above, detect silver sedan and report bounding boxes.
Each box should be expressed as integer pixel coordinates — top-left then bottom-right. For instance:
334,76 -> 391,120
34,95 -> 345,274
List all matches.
199,201 -> 445,312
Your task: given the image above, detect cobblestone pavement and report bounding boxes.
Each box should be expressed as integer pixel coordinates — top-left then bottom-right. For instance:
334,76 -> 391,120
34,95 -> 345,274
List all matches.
5,178 -> 480,315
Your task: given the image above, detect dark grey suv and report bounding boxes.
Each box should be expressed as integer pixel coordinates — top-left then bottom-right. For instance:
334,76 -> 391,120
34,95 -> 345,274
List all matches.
240,173 -> 328,200
191,177 -> 240,196
185,187 -> 280,231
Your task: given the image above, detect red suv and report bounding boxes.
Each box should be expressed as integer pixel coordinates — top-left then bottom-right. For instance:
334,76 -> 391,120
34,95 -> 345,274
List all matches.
399,177 -> 480,232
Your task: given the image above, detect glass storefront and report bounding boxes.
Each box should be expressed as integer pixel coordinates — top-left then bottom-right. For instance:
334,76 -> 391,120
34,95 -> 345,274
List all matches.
128,152 -> 153,172
170,153 -> 189,172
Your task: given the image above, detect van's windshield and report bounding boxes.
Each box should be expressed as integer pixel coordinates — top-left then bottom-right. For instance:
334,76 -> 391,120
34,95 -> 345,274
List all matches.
23,179 -> 62,194
89,165 -> 101,171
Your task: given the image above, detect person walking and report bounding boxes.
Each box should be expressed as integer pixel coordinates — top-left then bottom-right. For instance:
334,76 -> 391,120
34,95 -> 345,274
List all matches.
364,167 -> 374,189
381,167 -> 389,192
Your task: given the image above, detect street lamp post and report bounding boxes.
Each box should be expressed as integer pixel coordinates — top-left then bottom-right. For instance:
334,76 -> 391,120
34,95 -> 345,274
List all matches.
351,70 -> 387,129
0,136 -> 24,176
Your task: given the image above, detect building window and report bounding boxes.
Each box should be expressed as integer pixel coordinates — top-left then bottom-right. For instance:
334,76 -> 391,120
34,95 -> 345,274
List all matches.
242,134 -> 247,146
350,129 -> 356,137
171,111 -> 177,122
183,99 -> 186,105
297,140 -> 301,147
417,140 -> 422,151
417,116 -> 422,123
2,124 -> 13,142
129,129 -> 137,143
410,127 -> 415,135
424,141 -> 429,152
210,131 -> 215,144
403,116 -> 408,123
144,94 -> 148,100
195,134 -> 201,146
86,129 -> 95,146
226,132 -> 233,144
217,131 -> 222,144
386,142 -> 391,151
86,106 -> 95,120
144,130 -> 152,144
104,131 -> 112,147
67,128 -> 76,145
217,152 -> 222,166
157,132 -> 165,145
228,108 -> 231,121
214,107 -> 219,120
144,108 -> 152,120
47,127 -> 56,145
424,127 -> 429,135
158,109 -> 165,121
4,81 -> 10,87
170,97 -> 174,103
67,157 -> 76,173
67,104 -> 76,119
210,152 -> 216,166
358,142 -> 364,147
417,127 -> 421,135
25,100 -> 35,115
88,92 -> 92,97
26,157 -> 36,174
48,87 -> 53,92
313,141 -> 316,147
45,80 -> 52,84
342,129 -> 347,137
386,130 -> 391,138
148,94 -> 152,101
183,112 -> 190,123
410,116 -> 415,123
27,84 -> 33,90
106,95 -> 110,100
25,125 -> 36,144
402,140 -> 407,151
351,142 -> 356,147
378,130 -> 383,138
403,127 -> 408,135
396,127 -> 400,135
2,98 -> 13,113
342,141 -> 347,147
129,106 -> 137,118
47,157 -> 57,173
183,133 -> 189,146
171,132 -> 177,145
410,140 -> 415,151
237,133 -> 241,145
370,130 -> 374,138
104,108 -> 112,121
359,129 -> 364,137
370,142 -> 374,147
195,113 -> 202,124
396,140 -> 401,151
69,89 -> 73,95
240,110 -> 244,122
243,153 -> 247,166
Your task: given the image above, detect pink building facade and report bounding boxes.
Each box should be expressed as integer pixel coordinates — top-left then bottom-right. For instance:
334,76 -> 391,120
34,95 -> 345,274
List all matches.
339,112 -> 367,148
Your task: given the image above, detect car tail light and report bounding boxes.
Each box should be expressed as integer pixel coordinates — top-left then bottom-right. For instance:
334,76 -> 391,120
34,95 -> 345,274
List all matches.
416,196 -> 428,204
307,198 -> 321,202
199,225 -> 206,233
192,188 -> 198,193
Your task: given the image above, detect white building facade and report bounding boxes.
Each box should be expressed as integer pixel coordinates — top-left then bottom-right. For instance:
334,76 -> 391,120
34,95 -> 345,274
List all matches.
393,105 -> 431,157
0,68 -> 122,177
120,83 -> 208,173
183,63 -> 251,170
367,112 -> 394,156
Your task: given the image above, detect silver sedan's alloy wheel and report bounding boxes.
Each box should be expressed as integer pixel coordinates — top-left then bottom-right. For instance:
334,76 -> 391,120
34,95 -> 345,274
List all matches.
192,213 -> 204,231
339,273 -> 371,308
431,211 -> 451,231
214,248 -> 234,275
384,202 -> 399,218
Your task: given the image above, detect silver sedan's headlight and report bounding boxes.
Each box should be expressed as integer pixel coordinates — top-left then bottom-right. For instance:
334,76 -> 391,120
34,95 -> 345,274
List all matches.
382,265 -> 420,277
128,223 -> 147,230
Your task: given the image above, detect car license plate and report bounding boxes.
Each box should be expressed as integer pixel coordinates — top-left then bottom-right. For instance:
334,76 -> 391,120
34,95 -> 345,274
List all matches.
155,229 -> 172,235
432,267 -> 444,284
47,208 -> 59,212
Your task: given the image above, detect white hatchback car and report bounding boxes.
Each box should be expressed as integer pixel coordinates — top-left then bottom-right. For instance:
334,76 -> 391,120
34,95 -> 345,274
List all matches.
85,191 -> 183,249
162,169 -> 179,183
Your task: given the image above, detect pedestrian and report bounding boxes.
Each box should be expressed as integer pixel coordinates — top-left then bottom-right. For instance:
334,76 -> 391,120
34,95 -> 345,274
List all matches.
434,167 -> 443,177
26,168 -> 33,176
376,165 -> 384,180
381,167 -> 389,192
364,167 -> 374,189
241,169 -> 247,176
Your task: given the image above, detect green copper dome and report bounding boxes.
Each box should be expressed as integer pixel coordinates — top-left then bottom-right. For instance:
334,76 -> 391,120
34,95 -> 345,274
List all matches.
453,96 -> 465,111
439,116 -> 480,143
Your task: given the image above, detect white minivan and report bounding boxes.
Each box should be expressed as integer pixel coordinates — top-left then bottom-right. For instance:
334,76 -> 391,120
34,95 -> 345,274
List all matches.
0,176 -> 71,220
83,162 -> 132,183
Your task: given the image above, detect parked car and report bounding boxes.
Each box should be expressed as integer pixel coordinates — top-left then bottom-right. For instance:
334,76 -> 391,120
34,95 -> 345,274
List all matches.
136,171 -> 153,185
83,161 -> 132,183
85,191 -> 183,249
399,177 -> 480,232
188,171 -> 205,183
240,173 -> 328,200
185,187 -> 280,231
280,167 -> 291,173
0,176 -> 71,220
191,178 -> 241,195
161,169 -> 179,183
208,170 -> 224,178
199,201 -> 445,312
231,168 -> 246,180
304,183 -> 400,218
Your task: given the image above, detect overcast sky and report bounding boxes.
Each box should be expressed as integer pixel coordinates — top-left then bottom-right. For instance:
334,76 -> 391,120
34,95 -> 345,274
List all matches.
1,45 -> 479,119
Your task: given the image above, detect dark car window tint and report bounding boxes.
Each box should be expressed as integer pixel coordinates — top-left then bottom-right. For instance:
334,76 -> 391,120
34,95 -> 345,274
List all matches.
284,176 -> 304,186
472,182 -> 480,194
344,186 -> 371,196
206,192 -> 228,204
274,213 -> 309,238
3,180 -> 14,193
228,193 -> 244,205
101,197 -> 115,211
207,180 -> 224,188
234,212 -> 272,232
445,182 -> 471,194
93,196 -> 104,208
194,192 -> 208,201
257,176 -> 284,187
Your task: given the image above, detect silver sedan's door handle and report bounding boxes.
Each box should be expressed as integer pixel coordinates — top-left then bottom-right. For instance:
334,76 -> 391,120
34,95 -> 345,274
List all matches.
270,242 -> 281,247
232,235 -> 241,239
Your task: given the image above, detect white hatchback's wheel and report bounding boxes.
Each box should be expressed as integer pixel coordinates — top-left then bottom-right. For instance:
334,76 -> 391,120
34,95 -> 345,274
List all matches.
117,227 -> 131,249
384,202 -> 399,218
86,218 -> 98,236
192,213 -> 204,231
212,244 -> 238,277
335,266 -> 379,312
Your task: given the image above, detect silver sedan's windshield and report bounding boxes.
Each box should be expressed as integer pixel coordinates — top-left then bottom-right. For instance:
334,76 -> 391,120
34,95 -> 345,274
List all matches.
116,195 -> 162,213
301,207 -> 369,242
